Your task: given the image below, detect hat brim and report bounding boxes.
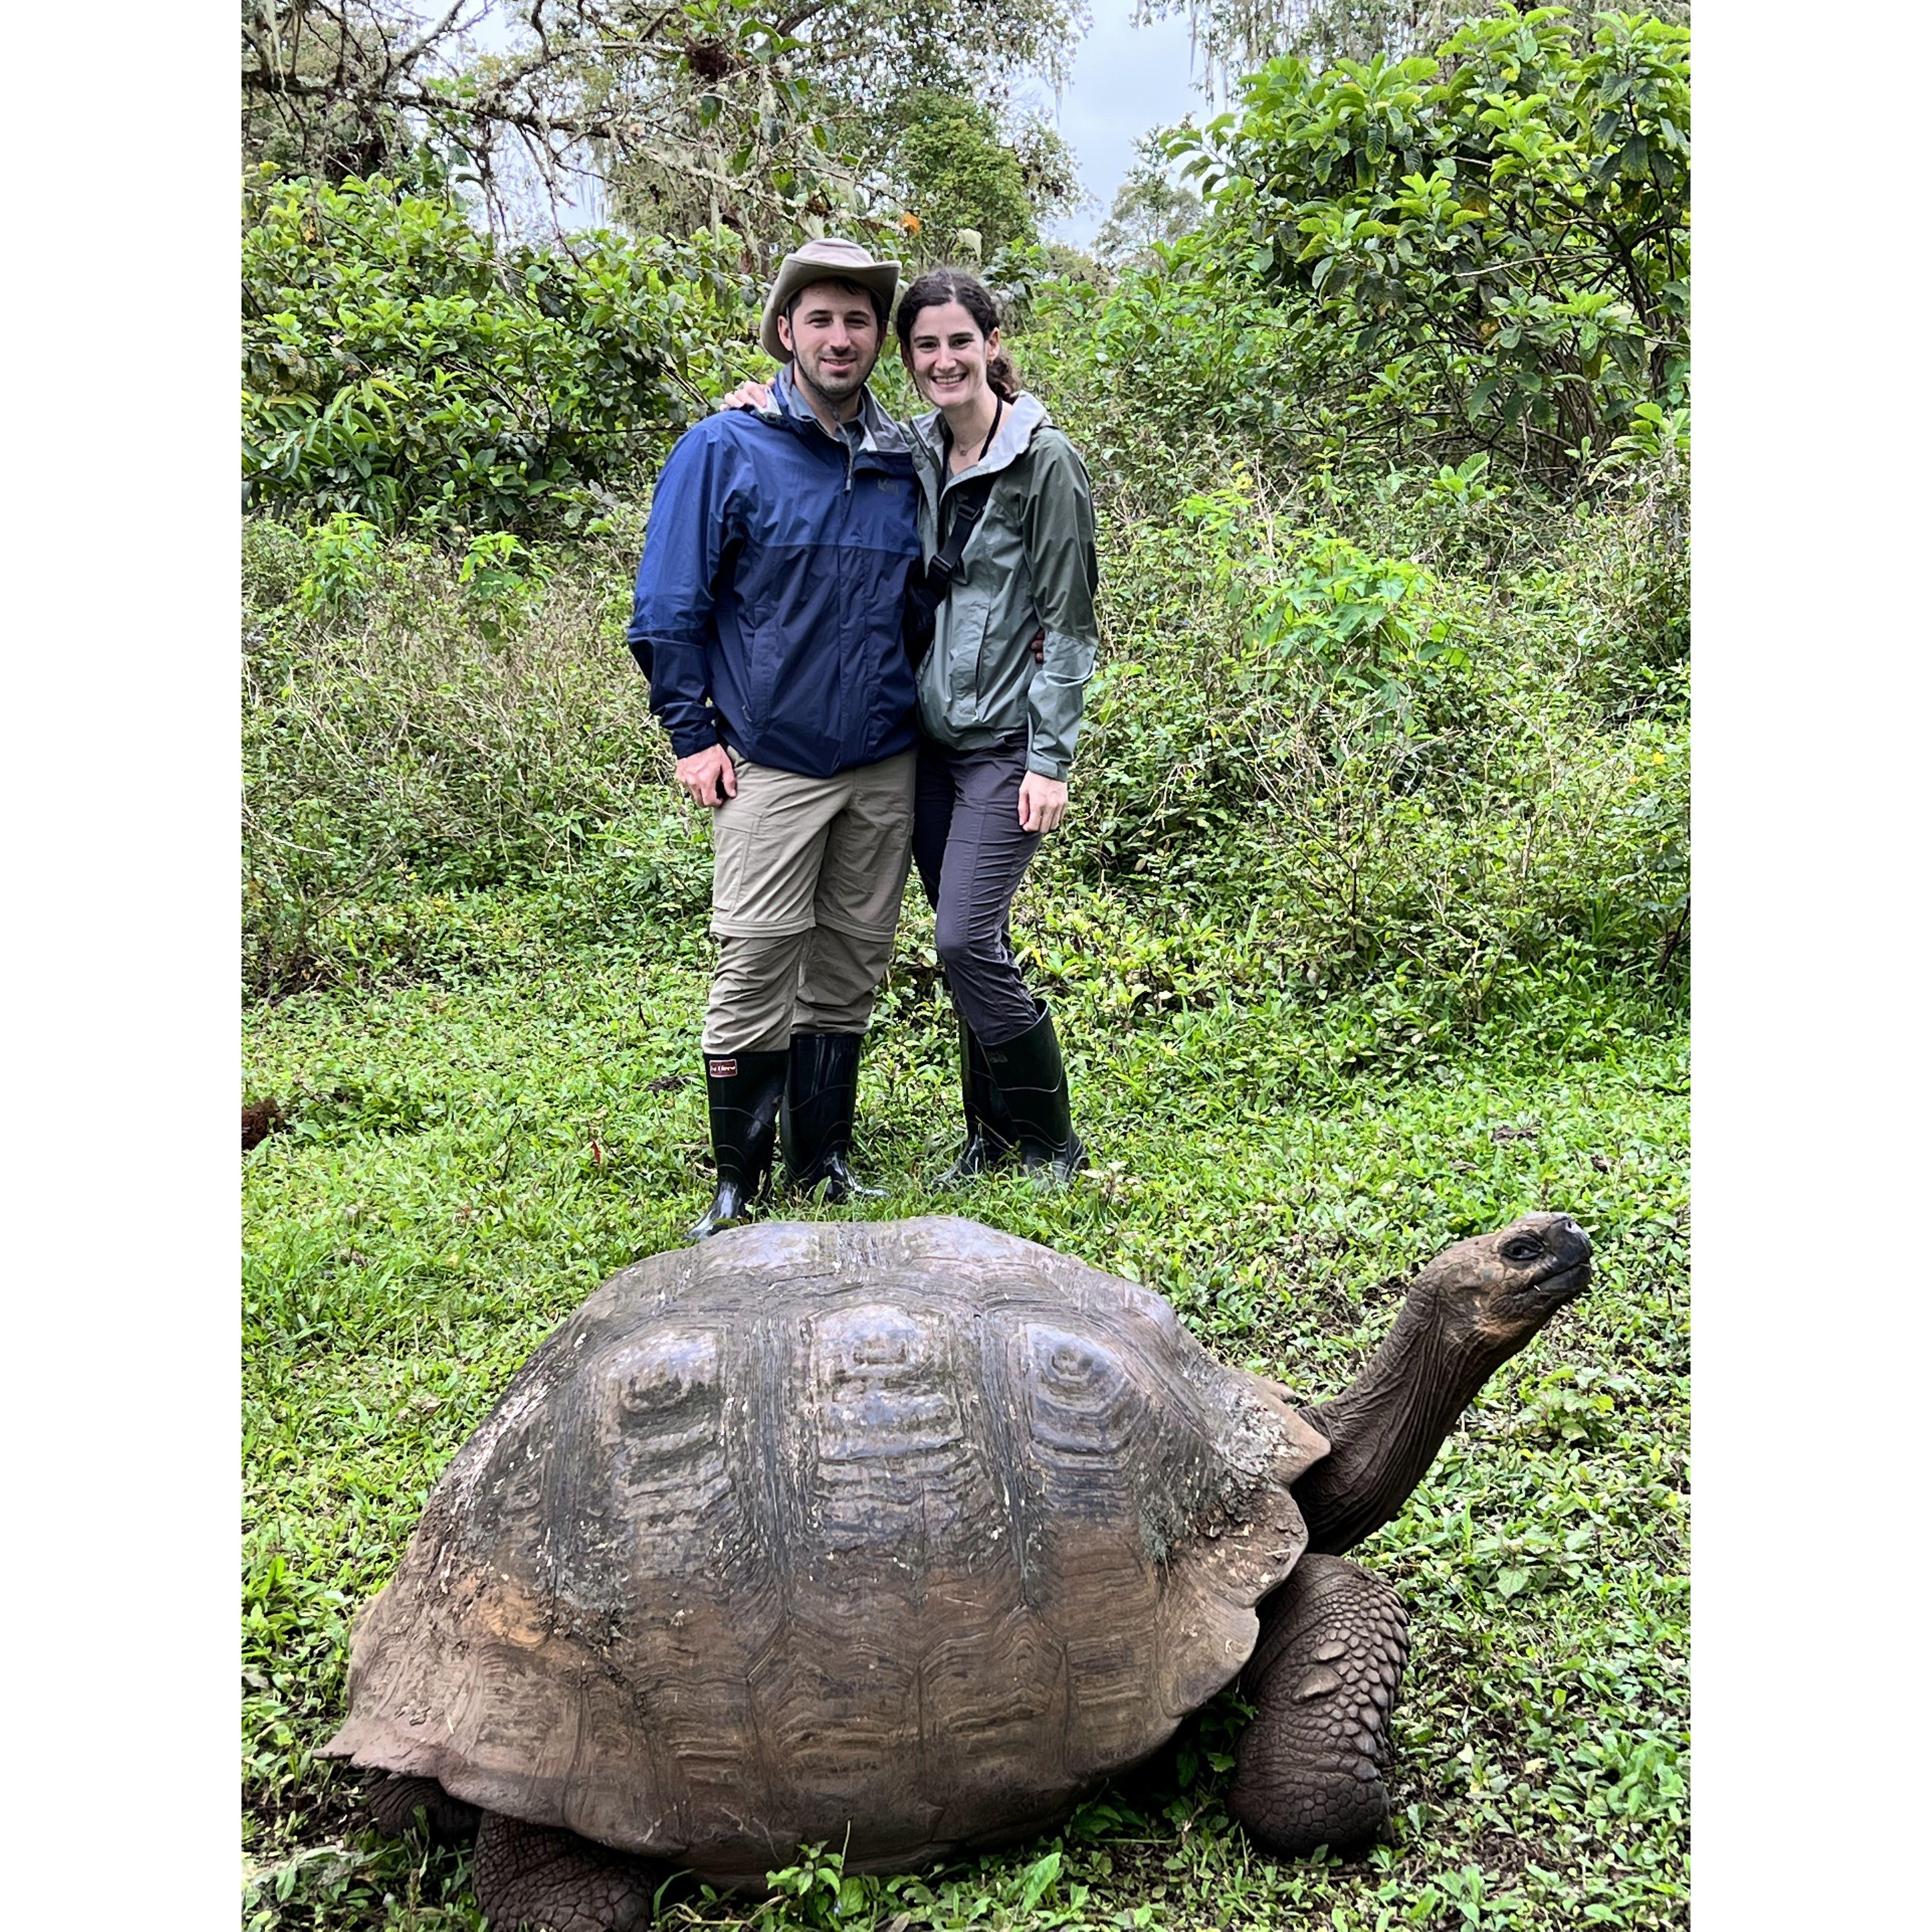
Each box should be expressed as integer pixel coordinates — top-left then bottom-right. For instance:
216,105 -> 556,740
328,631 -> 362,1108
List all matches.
760,259 -> 900,362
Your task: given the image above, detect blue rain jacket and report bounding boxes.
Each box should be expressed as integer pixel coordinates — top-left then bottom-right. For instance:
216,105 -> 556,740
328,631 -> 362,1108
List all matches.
626,368 -> 923,778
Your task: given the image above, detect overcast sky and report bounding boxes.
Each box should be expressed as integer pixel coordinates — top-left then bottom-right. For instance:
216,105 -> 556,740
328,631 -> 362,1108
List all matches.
1041,2 -> 1216,248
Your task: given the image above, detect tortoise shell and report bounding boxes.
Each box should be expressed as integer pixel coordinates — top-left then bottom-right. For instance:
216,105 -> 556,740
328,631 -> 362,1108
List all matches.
324,1218 -> 1328,1884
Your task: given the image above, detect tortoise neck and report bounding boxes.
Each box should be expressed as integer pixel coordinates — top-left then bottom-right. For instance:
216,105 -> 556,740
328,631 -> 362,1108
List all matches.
1291,1290 -> 1505,1556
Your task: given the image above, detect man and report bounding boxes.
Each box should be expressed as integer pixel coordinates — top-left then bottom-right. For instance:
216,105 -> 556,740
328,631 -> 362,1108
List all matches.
627,239 -> 921,1238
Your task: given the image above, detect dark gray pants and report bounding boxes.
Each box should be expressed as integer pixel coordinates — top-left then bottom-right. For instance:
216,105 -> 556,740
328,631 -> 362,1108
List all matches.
913,732 -> 1043,1048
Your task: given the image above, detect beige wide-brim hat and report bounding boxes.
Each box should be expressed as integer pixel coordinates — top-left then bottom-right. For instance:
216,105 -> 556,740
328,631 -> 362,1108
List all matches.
760,237 -> 901,361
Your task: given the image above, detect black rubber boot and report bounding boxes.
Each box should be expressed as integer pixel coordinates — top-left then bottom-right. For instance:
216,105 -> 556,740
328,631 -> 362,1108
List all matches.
981,1002 -> 1088,1184
780,1031 -> 882,1203
940,1006 -> 1020,1184
691,1047 -> 788,1239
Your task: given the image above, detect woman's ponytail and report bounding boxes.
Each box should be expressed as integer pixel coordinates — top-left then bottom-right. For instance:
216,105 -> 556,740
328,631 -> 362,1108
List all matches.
984,345 -> 1023,402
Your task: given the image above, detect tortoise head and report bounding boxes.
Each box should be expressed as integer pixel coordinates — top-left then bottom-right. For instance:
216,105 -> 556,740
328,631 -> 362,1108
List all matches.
1409,1211 -> 1594,1359
1289,1212 -> 1594,1557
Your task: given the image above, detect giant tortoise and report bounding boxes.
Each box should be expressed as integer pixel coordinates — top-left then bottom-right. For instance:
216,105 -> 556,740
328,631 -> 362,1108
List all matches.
327,1211 -> 1591,1930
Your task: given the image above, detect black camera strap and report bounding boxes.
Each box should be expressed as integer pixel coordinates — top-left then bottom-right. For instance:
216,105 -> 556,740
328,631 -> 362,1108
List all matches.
904,460 -> 998,669
932,473 -> 995,586
932,395 -> 1003,578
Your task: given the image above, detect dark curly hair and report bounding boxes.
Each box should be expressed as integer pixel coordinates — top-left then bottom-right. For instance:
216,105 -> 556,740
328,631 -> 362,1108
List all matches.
894,266 -> 1023,402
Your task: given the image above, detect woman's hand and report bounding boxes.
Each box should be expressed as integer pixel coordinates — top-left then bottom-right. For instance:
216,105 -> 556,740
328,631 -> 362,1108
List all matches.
1018,772 -> 1068,834
717,380 -> 773,412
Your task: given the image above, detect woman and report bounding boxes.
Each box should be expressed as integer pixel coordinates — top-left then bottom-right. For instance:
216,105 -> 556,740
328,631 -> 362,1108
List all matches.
895,267 -> 1099,1184
723,266 -> 1101,1184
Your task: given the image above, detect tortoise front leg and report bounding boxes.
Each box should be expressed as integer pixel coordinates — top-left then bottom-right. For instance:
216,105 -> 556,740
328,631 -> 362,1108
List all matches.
472,1812 -> 660,1932
1227,1554 -> 1410,1857
366,1771 -> 481,1843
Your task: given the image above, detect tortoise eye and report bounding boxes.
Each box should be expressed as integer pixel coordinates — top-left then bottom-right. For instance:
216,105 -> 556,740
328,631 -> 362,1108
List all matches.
1499,1236 -> 1543,1263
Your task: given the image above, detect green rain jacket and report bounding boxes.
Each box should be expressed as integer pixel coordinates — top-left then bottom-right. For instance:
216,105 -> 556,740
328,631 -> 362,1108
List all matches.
908,393 -> 1100,781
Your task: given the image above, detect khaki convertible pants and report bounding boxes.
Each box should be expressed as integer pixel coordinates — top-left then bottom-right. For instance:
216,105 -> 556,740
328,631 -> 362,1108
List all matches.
700,748 -> 916,1054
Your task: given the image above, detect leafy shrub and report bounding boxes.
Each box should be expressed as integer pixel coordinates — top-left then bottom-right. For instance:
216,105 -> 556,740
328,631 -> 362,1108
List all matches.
1017,258 -> 1310,487
1039,456 -> 1688,1024
242,428 -> 1687,1031
242,173 -> 762,536
242,521 -> 705,994
291,510 -> 384,615
236,14 -> 1690,1035
240,516 -> 311,619
1171,5 -> 1689,476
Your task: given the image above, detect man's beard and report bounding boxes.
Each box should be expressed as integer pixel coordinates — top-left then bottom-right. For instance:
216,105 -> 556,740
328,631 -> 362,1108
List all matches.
796,346 -> 874,406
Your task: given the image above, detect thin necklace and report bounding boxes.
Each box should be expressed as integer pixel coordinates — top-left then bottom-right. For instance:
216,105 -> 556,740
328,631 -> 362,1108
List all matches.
947,395 -> 1002,472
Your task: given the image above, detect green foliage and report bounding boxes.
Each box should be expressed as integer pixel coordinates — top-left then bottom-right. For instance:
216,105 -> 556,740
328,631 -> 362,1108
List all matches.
1036,455 -> 1687,1029
736,1837 -> 1067,1931
1033,241 -> 1111,288
1180,492 -> 1473,732
242,0 -> 1084,259
1018,253 -> 1309,460
456,530 -> 554,642
1004,114 -> 1086,234
1171,6 -> 1689,475
293,511 -> 384,617
242,173 -> 762,536
242,517 -> 713,997
242,432 -> 1686,1027
240,13 -> 1689,1928
892,92 -> 1043,259
1137,0 -> 1484,84
757,1842 -> 868,1928
1092,142 -> 1206,271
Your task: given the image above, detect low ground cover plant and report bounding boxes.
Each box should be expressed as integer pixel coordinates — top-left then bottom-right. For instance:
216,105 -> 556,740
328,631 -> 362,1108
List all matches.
243,941 -> 1686,1931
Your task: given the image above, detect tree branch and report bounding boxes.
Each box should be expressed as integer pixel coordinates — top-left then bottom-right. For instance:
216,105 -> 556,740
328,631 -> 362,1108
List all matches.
393,0 -> 476,75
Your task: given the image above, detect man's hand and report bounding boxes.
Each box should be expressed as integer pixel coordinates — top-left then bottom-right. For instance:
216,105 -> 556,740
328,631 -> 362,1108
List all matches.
717,380 -> 774,412
1018,771 -> 1068,834
676,744 -> 737,808
1029,628 -> 1046,663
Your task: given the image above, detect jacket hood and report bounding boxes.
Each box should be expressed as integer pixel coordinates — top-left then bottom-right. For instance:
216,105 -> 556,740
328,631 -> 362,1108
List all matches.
911,391 -> 1050,481
756,365 -> 911,455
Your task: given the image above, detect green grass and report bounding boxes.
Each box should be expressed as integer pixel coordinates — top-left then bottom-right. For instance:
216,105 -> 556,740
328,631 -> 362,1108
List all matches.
242,885 -> 1687,1932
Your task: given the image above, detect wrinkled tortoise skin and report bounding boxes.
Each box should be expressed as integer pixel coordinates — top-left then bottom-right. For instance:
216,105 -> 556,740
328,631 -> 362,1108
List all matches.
325,1217 -> 1328,1885
1231,1554 -> 1412,1853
